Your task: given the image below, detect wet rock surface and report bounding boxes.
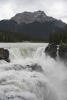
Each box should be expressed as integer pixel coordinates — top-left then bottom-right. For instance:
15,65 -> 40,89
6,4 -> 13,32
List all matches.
0,48 -> 10,62
26,64 -> 43,72
45,44 -> 67,61
45,44 -> 57,59
59,45 -> 67,60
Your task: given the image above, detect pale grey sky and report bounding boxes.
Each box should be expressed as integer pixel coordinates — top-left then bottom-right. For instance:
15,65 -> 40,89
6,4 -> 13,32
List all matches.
0,0 -> 67,23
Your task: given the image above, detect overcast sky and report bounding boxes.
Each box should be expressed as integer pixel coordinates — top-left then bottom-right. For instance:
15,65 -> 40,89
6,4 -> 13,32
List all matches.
0,0 -> 67,23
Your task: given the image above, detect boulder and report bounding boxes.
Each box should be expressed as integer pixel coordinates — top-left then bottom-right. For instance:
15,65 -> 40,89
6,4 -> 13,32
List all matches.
0,48 -> 10,62
26,64 -> 43,72
45,44 -> 57,59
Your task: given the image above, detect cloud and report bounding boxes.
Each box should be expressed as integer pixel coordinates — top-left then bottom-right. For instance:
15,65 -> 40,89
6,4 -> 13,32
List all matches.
0,0 -> 67,23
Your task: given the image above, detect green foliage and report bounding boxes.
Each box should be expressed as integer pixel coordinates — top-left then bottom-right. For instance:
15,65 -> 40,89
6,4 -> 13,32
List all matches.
0,31 -> 48,42
49,28 -> 67,44
0,31 -> 21,42
0,28 -> 67,43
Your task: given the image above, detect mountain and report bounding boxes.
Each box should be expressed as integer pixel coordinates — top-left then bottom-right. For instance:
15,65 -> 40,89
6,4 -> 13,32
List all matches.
11,11 -> 55,24
0,10 -> 66,42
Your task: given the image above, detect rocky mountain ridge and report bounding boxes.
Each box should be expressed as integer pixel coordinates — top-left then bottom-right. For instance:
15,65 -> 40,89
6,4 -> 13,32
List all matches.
11,11 -> 56,24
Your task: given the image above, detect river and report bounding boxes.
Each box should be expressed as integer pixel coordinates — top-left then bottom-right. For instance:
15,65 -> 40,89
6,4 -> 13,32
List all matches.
0,43 -> 66,100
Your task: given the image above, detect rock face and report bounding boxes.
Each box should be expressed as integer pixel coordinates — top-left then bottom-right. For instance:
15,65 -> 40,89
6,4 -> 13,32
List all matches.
45,44 -> 57,59
45,44 -> 67,61
0,48 -> 10,62
59,45 -> 67,60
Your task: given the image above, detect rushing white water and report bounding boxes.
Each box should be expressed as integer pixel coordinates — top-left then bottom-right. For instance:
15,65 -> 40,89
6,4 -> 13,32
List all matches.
0,43 -> 67,100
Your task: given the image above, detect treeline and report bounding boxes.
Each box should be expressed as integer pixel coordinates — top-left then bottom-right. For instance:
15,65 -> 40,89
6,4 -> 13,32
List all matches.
0,29 -> 67,43
49,28 -> 67,44
0,31 -> 48,42
0,31 -> 21,42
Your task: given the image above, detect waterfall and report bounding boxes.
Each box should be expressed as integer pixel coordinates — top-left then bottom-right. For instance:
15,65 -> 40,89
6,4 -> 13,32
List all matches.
0,43 -> 66,100
56,45 -> 60,60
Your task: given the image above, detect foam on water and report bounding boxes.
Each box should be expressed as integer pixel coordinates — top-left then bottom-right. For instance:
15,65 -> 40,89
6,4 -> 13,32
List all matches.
0,43 -> 66,100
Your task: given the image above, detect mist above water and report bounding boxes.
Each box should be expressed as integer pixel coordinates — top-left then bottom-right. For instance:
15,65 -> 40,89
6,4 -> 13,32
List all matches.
0,43 -> 67,100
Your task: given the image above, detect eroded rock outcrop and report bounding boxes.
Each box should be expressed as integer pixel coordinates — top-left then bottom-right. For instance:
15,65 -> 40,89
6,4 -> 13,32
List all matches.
59,45 -> 67,60
0,48 -> 10,62
45,44 -> 57,59
45,43 -> 67,61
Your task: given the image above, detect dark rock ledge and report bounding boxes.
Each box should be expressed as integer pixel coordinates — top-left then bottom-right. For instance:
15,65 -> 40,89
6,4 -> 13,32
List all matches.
59,45 -> 67,61
0,48 -> 10,62
45,43 -> 57,59
45,43 -> 67,61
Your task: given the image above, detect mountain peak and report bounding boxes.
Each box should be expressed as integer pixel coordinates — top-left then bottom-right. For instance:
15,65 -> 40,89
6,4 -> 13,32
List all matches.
33,10 -> 47,16
11,10 -> 48,24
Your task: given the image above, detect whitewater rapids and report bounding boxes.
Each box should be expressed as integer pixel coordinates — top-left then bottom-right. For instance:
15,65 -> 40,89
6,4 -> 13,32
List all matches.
0,43 -> 67,100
